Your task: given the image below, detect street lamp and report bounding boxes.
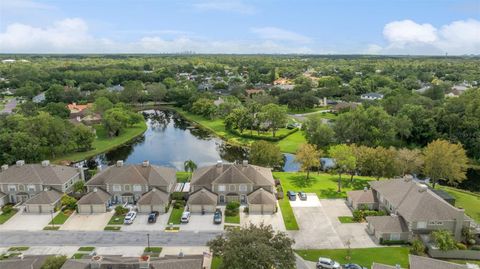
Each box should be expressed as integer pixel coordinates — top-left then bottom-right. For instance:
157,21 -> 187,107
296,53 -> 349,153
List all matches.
147,233 -> 150,252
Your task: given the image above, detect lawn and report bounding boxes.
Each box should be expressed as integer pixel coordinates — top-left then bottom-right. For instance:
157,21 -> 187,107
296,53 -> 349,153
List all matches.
176,172 -> 190,182
338,216 -> 355,223
144,247 -> 162,254
278,196 -> 299,230
49,211 -> 72,225
168,206 -> 184,225
72,253 -> 86,259
78,246 -> 95,252
8,246 -> 29,251
54,121 -> 147,163
0,208 -> 18,224
274,172 -> 374,199
104,226 -> 121,231
211,256 -> 222,269
447,259 -> 480,266
295,247 -> 410,268
225,212 -> 240,224
277,129 -> 307,153
108,214 -> 125,225
439,186 -> 480,222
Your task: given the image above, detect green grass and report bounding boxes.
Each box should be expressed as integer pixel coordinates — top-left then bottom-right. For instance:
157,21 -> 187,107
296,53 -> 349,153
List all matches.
211,256 -> 222,269
0,209 -> 18,224
447,259 -> 480,266
295,247 -> 410,268
277,130 -> 307,153
72,253 -> 86,259
225,212 -> 240,224
104,226 -> 121,231
43,226 -> 60,230
54,121 -> 147,163
144,247 -> 162,253
78,247 -> 95,252
165,226 -> 180,231
8,246 -> 29,251
49,211 -> 71,225
108,214 -> 125,225
278,197 -> 299,230
176,172 -> 190,182
338,216 -> 355,223
168,206 -> 184,225
274,172 -> 374,199
439,186 -> 480,222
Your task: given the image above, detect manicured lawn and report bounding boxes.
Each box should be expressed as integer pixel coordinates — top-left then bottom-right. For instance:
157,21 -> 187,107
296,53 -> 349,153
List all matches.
225,213 -> 240,224
176,172 -> 190,182
78,246 -> 95,252
43,226 -> 60,230
72,253 -> 86,259
274,172 -> 374,199
8,246 -> 29,251
439,186 -> 480,222
144,247 -> 162,254
54,121 -> 147,163
104,226 -> 121,231
49,211 -> 72,225
277,130 -> 307,153
447,259 -> 480,266
295,247 -> 410,267
211,256 -> 222,269
338,216 -> 355,223
0,209 -> 18,224
108,214 -> 125,225
168,206 -> 184,225
278,197 -> 299,230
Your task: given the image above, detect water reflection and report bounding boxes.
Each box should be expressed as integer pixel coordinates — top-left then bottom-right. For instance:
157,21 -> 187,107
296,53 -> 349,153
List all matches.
87,109 -> 299,172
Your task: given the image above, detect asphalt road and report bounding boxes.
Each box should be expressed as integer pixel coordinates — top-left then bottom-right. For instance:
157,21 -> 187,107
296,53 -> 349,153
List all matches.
0,231 -> 222,247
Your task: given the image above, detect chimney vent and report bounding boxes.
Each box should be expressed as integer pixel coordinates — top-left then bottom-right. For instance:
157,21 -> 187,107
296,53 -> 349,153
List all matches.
142,160 -> 150,167
1,164 -> 8,171
41,160 -> 50,167
116,160 -> 124,167
242,160 -> 248,167
16,160 -> 25,166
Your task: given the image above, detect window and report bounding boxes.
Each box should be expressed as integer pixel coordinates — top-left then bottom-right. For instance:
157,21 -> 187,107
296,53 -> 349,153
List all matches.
8,185 -> 17,192
229,185 -> 235,191
124,185 -> 131,191
239,184 -> 247,192
218,185 -> 226,192
113,185 -> 121,192
133,185 -> 142,192
27,185 -> 36,192
417,221 -> 427,229
390,233 -> 401,241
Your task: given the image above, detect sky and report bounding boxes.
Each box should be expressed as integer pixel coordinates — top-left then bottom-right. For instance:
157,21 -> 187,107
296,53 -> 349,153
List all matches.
0,0 -> 479,55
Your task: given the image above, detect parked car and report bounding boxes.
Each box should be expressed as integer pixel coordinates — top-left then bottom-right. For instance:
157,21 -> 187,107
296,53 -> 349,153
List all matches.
298,191 -> 307,200
148,211 -> 159,223
316,257 -> 341,269
181,211 -> 191,223
124,211 -> 137,225
213,208 -> 222,224
344,264 -> 367,269
287,190 -> 297,201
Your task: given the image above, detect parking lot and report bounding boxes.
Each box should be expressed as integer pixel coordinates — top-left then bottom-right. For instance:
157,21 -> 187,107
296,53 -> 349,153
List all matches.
241,203 -> 286,231
60,212 -> 113,231
121,211 -> 170,231
0,209 -> 54,231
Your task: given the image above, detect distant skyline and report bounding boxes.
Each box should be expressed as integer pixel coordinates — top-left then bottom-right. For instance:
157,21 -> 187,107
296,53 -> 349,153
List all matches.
0,0 -> 479,55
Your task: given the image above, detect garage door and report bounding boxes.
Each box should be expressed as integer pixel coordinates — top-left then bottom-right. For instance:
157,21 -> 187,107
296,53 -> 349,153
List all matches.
249,204 -> 275,214
26,204 -> 41,213
78,204 -> 92,214
91,204 -> 106,213
188,204 -> 215,213
138,204 -> 166,214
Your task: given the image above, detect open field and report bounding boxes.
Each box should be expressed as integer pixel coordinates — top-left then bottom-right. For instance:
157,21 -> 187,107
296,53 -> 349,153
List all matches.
439,186 -> 480,222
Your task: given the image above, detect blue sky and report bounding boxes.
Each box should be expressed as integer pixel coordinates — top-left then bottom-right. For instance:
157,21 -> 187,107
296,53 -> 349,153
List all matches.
0,0 -> 479,54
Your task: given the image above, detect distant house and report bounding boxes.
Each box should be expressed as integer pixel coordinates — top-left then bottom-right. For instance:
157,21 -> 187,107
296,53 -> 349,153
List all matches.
360,92 -> 384,100
32,92 -> 45,103
107,84 -> 124,92
67,103 -> 101,125
197,82 -> 213,91
372,254 -> 476,269
347,177 -> 476,243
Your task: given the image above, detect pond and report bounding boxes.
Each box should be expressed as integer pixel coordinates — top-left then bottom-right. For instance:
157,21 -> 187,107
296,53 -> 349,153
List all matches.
88,109 -> 299,172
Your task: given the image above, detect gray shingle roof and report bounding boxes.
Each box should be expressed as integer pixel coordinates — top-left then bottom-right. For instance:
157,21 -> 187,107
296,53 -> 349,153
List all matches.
366,215 -> 409,233
87,164 -> 176,189
0,255 -> 49,269
61,255 -> 204,269
191,164 -> 274,190
77,188 -> 111,205
347,189 -> 377,204
137,188 -> 169,205
25,189 -> 63,205
247,188 -> 276,205
187,188 -> 217,205
409,255 -> 467,269
0,164 -> 79,185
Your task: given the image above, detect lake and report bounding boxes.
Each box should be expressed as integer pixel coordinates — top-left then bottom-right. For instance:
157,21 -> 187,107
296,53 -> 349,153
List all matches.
88,109 -> 299,171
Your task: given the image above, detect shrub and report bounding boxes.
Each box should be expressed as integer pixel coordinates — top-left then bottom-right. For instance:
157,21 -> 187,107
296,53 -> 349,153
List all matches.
173,200 -> 185,209
114,205 -> 128,216
61,195 -> 77,210
410,237 -> 426,255
380,239 -> 408,245
2,205 -> 13,215
456,242 -> 467,250
468,239 -> 476,245
226,201 -> 240,211
171,192 -> 185,201
352,210 -> 363,222
470,245 -> 480,251
243,207 -> 249,213
432,230 -> 457,251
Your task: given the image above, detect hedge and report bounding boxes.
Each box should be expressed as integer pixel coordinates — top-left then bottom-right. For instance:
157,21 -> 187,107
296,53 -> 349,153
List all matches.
228,128 -> 298,142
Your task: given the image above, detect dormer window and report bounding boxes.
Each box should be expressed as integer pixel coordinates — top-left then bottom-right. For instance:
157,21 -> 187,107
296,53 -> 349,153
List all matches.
133,185 -> 142,192
218,185 -> 226,192
113,185 -> 121,192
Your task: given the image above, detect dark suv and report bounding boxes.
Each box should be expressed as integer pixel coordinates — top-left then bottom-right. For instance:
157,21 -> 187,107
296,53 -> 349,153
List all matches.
148,211 -> 159,223
213,208 -> 222,224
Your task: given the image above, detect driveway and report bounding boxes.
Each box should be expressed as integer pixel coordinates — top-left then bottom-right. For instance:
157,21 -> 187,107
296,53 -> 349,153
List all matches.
241,203 -> 286,231
60,212 -> 113,231
23,246 -> 78,257
0,209 -> 55,231
1,97 -> 17,114
289,194 -> 344,249
180,212 -> 224,232
95,246 -> 145,257
320,199 -> 377,248
121,212 -> 170,231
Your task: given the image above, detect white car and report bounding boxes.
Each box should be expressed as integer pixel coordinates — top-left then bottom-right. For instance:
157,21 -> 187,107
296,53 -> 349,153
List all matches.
181,211 -> 191,223
124,211 -> 137,224
317,257 -> 341,269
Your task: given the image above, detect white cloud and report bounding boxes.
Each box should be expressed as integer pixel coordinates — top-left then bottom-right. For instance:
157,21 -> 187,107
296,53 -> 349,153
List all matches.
192,0 -> 256,14
251,27 -> 311,43
1,0 -> 56,10
0,18 -> 312,54
371,19 -> 480,55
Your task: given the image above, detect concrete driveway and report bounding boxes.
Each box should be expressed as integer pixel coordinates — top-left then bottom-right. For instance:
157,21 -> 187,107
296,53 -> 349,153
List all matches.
180,212 -> 224,232
320,199 -> 377,248
241,203 -> 286,231
121,212 -> 170,231
0,210 -> 55,231
95,246 -> 145,257
23,246 -> 78,257
289,194 -> 344,249
61,212 -> 113,231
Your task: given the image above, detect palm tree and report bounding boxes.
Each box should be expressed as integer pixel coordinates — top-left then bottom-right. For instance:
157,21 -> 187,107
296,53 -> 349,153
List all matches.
184,160 -> 197,180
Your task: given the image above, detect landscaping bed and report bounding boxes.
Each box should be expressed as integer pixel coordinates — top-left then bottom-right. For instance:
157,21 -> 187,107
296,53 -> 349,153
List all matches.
0,206 -> 18,224
167,201 -> 185,225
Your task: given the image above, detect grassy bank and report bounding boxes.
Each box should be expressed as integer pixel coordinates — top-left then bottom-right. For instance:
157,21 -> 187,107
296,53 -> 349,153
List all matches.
54,121 -> 147,163
439,186 -> 480,222
277,130 -> 307,153
296,247 -> 409,267
278,196 -> 299,230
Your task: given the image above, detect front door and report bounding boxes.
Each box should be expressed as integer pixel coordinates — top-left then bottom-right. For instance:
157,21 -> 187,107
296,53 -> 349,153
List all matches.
240,195 -> 246,204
